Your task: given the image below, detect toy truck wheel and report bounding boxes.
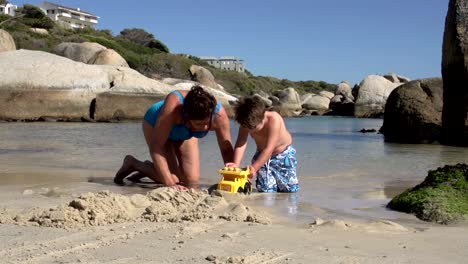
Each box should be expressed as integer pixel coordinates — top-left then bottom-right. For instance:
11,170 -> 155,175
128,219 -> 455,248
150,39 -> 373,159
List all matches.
244,182 -> 252,194
237,187 -> 244,193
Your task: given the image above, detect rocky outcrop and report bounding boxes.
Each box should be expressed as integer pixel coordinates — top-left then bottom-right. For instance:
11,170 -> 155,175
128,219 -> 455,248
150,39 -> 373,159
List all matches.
0,50 -> 235,121
383,78 -> 443,143
0,49 -> 165,121
387,164 -> 468,224
354,75 -> 405,118
0,29 -> 16,52
441,0 -> 468,147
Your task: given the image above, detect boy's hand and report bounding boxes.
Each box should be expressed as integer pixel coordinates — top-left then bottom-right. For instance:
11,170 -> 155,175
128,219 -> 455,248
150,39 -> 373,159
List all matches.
247,165 -> 257,179
225,162 -> 238,168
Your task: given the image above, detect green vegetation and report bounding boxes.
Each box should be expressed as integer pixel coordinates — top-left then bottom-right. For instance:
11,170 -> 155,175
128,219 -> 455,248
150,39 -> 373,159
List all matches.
0,4 -> 337,96
387,164 -> 468,224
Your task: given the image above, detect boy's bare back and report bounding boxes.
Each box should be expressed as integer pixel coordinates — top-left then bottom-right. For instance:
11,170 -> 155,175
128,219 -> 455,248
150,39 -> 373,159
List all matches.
249,111 -> 292,155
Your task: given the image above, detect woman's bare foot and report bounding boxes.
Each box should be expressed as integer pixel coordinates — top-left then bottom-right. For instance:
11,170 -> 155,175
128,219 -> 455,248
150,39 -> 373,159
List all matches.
126,172 -> 146,183
114,155 -> 136,185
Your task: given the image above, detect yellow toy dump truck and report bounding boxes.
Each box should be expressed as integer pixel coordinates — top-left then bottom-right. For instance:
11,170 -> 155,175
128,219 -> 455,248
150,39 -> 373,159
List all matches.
217,167 -> 253,194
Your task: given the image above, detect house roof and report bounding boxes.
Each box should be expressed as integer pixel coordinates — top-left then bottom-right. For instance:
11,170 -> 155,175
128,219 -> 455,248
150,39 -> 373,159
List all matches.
42,1 -> 99,18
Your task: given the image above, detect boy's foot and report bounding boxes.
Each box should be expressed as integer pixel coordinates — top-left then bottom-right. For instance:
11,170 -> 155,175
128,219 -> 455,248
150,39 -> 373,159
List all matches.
114,155 -> 135,185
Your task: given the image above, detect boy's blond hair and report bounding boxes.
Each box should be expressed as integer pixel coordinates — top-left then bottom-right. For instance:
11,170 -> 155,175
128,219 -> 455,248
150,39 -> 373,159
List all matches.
234,96 -> 266,129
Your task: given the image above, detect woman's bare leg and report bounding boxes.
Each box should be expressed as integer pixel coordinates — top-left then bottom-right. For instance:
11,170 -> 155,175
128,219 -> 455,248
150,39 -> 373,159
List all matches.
174,137 -> 200,189
141,121 -> 180,184
114,155 -> 143,185
126,161 -> 152,182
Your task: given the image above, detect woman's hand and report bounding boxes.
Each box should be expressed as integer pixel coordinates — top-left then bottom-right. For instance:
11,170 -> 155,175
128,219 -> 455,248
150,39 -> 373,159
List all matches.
171,184 -> 189,191
225,162 -> 238,168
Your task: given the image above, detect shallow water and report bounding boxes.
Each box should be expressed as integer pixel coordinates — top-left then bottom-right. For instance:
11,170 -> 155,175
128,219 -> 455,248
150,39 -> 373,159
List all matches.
0,117 -> 467,224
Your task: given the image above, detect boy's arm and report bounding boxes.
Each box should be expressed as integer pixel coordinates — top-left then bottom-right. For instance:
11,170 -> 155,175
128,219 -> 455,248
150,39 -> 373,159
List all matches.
249,116 -> 280,176
229,126 -> 249,167
214,107 -> 234,164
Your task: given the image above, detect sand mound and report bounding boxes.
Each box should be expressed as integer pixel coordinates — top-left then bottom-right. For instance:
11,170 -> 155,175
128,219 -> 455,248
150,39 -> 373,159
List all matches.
0,188 -> 271,229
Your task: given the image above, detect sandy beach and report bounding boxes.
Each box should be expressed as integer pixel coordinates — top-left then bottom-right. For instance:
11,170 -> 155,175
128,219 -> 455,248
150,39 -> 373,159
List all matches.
1,182 -> 467,264
1,121 -> 468,263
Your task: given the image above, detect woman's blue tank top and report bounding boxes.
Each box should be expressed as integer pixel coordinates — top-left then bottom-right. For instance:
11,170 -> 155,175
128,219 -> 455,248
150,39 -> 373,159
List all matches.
143,91 -> 221,141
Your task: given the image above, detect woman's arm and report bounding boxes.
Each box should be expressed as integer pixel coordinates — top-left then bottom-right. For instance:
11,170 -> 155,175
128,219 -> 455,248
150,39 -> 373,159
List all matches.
213,106 -> 234,164
149,93 -> 181,186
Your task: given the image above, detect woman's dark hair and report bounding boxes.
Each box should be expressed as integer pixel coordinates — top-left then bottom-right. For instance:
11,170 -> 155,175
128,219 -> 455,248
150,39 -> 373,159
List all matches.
234,96 -> 266,129
184,85 -> 217,120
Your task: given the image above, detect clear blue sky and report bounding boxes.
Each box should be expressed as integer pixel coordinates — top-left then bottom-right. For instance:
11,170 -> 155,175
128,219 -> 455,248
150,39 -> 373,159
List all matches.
15,0 -> 449,85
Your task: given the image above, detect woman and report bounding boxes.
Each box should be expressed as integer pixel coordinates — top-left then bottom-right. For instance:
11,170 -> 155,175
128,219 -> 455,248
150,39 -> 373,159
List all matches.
114,85 -> 233,189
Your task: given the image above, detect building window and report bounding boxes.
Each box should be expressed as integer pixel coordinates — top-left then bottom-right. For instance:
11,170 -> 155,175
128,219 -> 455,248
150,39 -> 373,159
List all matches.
0,8 -> 3,12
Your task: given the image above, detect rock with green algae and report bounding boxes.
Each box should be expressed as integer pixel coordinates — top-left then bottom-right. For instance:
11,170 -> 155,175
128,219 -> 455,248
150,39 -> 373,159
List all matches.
387,163 -> 468,224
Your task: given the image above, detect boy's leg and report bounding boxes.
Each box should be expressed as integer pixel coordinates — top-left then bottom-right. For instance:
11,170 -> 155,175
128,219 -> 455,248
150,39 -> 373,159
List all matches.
252,152 -> 277,192
272,146 -> 299,193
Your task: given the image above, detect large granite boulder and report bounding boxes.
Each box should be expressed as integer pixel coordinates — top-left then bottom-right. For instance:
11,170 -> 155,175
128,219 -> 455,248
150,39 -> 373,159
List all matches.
383,73 -> 411,83
327,81 -> 355,116
273,87 -> 301,105
327,95 -> 355,116
382,78 -> 443,143
0,29 -> 16,52
335,81 -> 354,101
318,91 -> 334,100
91,49 -> 129,67
54,42 -> 129,67
441,0 -> 468,147
354,75 -> 403,118
189,65 -> 221,90
29,28 -> 49,35
271,87 -> 302,117
301,95 -> 330,111
54,42 -> 107,64
387,164 -> 468,224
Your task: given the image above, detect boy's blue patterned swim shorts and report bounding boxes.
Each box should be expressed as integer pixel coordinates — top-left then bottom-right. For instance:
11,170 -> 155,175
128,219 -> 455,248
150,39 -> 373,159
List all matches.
251,145 -> 299,193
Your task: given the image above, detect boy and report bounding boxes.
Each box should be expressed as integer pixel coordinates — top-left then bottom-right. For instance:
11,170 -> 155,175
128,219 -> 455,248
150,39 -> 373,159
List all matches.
226,96 -> 299,192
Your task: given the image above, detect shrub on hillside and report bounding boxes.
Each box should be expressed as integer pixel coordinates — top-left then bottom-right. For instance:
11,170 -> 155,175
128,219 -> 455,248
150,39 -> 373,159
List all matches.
15,5 -> 55,30
119,28 -> 169,53
20,4 -> 46,19
0,14 -> 10,23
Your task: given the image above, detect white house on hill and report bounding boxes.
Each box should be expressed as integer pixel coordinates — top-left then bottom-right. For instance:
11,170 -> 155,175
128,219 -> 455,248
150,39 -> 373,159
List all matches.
199,56 -> 245,73
0,2 -> 17,16
39,1 -> 99,29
